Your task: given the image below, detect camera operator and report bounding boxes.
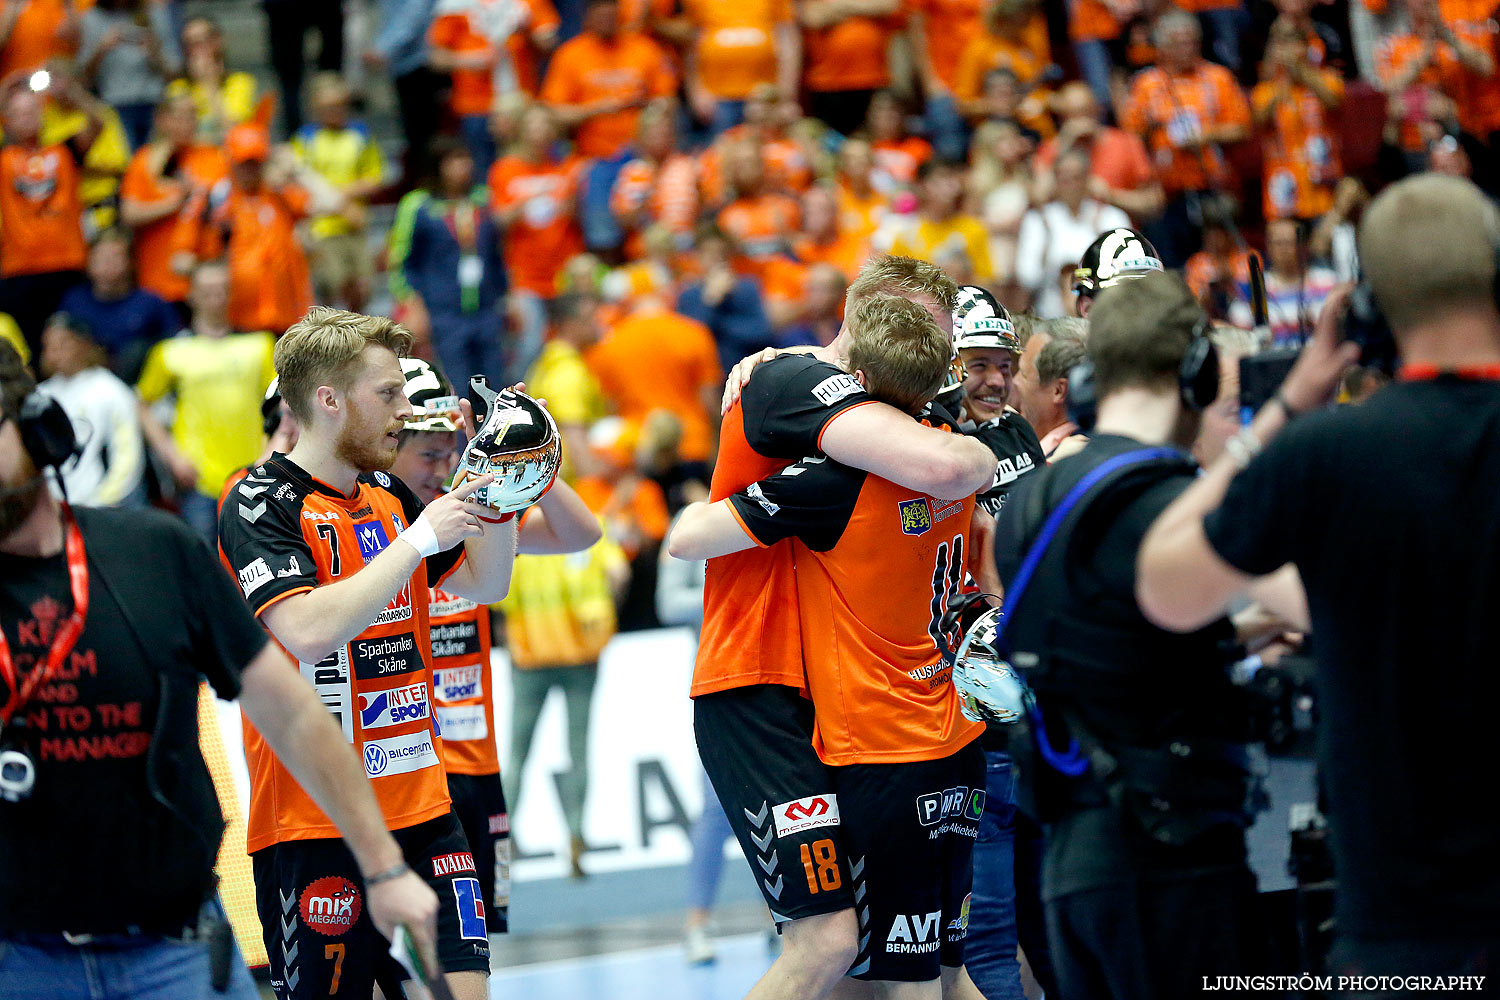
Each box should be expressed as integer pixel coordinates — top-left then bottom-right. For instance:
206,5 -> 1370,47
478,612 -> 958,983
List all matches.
1138,172 -> 1500,980
993,272 -> 1276,998
0,341 -> 440,993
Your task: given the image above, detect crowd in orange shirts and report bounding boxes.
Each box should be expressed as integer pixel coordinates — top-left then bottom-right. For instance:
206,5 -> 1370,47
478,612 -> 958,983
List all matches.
1,0 -> 1497,622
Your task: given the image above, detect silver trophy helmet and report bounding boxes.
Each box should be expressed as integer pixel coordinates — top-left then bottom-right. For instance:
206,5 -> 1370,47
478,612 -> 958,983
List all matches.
454,376 -> 561,514
400,357 -> 462,433
952,606 -> 1032,726
953,285 -> 1021,354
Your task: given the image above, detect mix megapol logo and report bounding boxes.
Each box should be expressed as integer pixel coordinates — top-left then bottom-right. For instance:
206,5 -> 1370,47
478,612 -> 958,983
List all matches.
299,876 -> 362,936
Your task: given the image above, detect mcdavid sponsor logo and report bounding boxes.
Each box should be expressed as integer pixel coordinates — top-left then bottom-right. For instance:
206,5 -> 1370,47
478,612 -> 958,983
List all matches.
772,794 -> 840,838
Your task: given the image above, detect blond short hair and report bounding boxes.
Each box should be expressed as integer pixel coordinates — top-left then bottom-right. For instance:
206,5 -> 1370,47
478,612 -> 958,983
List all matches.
1088,271 -> 1205,398
275,307 -> 413,422
847,254 -> 959,315
309,71 -> 349,105
1359,174 -> 1500,332
846,292 -> 951,414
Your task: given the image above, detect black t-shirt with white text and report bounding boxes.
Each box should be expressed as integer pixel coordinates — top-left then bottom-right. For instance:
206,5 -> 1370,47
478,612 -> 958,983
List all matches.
968,412 -> 1045,516
0,506 -> 266,933
1203,379 -> 1500,942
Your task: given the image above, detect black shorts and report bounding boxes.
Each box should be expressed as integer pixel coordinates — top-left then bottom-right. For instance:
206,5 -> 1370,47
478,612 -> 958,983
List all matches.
252,812 -> 491,999
837,739 -> 986,983
694,685 -> 856,923
448,771 -> 510,934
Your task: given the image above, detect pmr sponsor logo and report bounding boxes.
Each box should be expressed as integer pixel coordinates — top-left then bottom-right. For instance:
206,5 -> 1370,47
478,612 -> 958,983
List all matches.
435,664 -> 483,702
432,851 -> 478,878
299,876 -> 362,937
362,730 -> 438,778
351,631 -> 420,681
358,682 -> 430,730
916,786 -> 986,838
772,794 -> 840,838
886,911 -> 942,954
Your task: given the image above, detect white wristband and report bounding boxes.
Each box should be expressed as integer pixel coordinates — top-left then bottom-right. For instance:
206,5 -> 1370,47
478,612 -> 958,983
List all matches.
400,516 -> 440,559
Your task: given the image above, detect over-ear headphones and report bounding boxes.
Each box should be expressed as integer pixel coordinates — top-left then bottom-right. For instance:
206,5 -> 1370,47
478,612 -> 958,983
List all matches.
1065,315 -> 1218,433
15,391 -> 78,472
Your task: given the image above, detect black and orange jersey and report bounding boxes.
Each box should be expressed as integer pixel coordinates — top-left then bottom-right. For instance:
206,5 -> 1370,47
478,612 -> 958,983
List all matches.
428,586 -> 497,778
968,412 -> 1046,517
727,455 -> 986,766
693,355 -> 876,698
217,454 -> 465,851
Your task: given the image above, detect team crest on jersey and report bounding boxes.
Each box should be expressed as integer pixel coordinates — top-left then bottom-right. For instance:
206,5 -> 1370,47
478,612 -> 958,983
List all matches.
898,499 -> 932,536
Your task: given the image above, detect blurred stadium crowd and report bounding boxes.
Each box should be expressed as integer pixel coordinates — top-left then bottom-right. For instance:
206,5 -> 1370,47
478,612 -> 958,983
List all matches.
0,0 -> 1495,737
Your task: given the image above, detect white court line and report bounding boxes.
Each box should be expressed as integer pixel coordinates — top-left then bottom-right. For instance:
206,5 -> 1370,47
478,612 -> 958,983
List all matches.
488,931 -> 771,979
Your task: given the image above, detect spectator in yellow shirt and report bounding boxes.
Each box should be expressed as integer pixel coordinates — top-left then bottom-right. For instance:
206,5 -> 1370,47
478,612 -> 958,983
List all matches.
524,291 -> 609,481
135,262 -> 275,544
889,156 -> 994,284
290,73 -> 385,312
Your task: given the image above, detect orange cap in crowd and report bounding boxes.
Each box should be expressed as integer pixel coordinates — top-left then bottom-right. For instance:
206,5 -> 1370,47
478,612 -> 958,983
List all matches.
225,124 -> 271,164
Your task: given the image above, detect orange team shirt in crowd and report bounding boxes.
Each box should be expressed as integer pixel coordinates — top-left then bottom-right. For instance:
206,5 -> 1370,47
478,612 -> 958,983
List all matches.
0,0 -> 86,79
1034,128 -> 1154,195
837,180 -> 888,242
684,0 -> 791,100
218,457 -> 464,850
429,2 -> 504,116
758,254 -> 808,314
588,303 -> 723,462
488,154 -> 583,297
541,31 -> 677,158
724,453 -> 984,765
1376,27 -> 1500,141
1251,71 -> 1343,221
793,230 -> 868,281
802,13 -> 900,92
953,31 -> 1047,102
0,143 -> 87,277
119,145 -> 228,302
872,136 -> 933,188
1068,0 -> 1121,43
692,354 -> 876,698
429,587 -> 499,776
907,0 -> 981,91
1185,247 -> 1252,302
610,152 -> 701,251
511,0 -> 562,95
718,192 -> 799,279
1122,62 -> 1251,194
174,178 -> 314,334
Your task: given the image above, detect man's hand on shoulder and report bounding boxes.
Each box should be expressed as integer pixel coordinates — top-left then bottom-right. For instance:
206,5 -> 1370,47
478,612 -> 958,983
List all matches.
721,345 -> 822,415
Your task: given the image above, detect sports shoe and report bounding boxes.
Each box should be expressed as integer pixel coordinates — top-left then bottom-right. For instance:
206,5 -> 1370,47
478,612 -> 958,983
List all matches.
685,925 -> 716,965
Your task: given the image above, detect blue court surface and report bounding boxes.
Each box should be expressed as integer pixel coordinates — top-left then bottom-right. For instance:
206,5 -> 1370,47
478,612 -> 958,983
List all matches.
488,933 -> 772,1000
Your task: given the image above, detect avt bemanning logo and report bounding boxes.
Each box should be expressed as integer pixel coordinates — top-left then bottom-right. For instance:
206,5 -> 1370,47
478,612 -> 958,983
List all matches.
358,682 -> 430,730
299,876 -> 362,936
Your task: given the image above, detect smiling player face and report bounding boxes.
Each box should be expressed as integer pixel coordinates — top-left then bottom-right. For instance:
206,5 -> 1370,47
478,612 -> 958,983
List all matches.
960,347 -> 1016,421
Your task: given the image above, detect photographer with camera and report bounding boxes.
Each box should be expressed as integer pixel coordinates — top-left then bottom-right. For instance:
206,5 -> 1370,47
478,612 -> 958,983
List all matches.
1138,172 -> 1500,979
989,271 -> 1278,999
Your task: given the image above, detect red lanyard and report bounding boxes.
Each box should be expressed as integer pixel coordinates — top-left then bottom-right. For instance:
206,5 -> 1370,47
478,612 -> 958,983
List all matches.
0,506 -> 89,727
1398,363 -> 1500,382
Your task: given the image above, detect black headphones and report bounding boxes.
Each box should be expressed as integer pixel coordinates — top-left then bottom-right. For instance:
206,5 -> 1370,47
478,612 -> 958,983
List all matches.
1066,316 -> 1218,433
13,391 -> 78,472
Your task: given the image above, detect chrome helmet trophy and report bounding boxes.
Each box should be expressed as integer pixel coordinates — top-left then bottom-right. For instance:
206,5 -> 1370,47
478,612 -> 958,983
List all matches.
400,357 -> 461,433
1072,228 -> 1163,317
937,285 -> 1019,409
454,375 -> 561,516
952,605 -> 1032,725
953,284 -> 1020,353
